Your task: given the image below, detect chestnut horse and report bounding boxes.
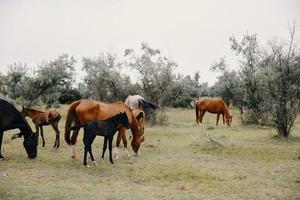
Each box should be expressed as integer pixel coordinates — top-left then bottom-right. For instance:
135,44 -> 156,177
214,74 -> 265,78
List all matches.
115,109 -> 145,159
196,98 -> 232,126
13,107 -> 61,148
64,99 -> 144,159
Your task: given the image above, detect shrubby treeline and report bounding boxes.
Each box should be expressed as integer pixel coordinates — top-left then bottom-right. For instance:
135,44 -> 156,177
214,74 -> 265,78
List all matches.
1,30 -> 299,137
212,26 -> 300,137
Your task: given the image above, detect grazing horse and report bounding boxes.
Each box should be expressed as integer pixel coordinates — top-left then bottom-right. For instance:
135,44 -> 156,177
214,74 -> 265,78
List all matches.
115,109 -> 145,158
0,99 -> 37,159
70,112 -> 130,166
14,107 -> 61,148
64,99 -> 144,159
196,98 -> 232,126
125,95 -> 158,110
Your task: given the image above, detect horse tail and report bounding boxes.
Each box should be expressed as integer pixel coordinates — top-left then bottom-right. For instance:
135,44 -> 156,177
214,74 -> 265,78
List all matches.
195,101 -> 199,124
65,100 -> 81,145
138,99 -> 158,109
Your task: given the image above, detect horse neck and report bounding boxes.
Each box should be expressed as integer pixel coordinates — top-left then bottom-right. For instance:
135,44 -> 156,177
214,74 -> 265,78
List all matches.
110,116 -> 122,127
129,113 -> 140,138
18,114 -> 34,137
223,106 -> 230,119
23,108 -> 36,118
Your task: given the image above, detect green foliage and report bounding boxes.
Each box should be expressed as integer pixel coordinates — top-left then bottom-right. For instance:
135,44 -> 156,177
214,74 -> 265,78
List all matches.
230,33 -> 265,124
58,87 -> 82,104
125,42 -> 178,106
4,55 -> 76,107
263,37 -> 300,137
214,29 -> 300,137
125,43 -> 205,108
82,52 -> 138,102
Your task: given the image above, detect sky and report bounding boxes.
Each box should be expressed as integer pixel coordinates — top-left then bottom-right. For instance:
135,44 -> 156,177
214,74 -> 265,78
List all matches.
0,0 -> 299,85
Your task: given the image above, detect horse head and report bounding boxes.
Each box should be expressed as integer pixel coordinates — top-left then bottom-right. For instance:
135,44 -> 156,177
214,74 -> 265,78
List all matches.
22,130 -> 38,159
226,115 -> 233,126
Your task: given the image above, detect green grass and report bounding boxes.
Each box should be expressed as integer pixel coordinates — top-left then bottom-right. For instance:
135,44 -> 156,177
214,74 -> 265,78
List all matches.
0,106 -> 299,199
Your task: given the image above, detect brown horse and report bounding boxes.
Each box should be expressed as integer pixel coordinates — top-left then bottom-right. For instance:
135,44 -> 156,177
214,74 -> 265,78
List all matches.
64,99 -> 144,159
115,109 -> 145,159
12,107 -> 61,148
195,98 -> 232,126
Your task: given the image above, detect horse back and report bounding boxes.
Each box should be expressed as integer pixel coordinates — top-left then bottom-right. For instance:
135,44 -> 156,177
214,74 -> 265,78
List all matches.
198,98 -> 227,113
75,99 -> 133,125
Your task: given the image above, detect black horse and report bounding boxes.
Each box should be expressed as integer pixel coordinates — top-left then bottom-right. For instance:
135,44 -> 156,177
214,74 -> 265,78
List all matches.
70,111 -> 130,166
0,99 -> 37,160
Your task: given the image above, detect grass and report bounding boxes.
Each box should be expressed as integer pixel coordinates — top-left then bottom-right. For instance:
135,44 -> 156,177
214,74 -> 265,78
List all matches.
0,106 -> 300,199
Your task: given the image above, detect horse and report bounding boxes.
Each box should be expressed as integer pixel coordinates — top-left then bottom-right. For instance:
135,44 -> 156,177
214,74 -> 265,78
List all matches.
115,109 -> 145,159
195,98 -> 232,126
13,107 -> 61,148
125,95 -> 158,110
64,99 -> 144,160
70,112 -> 130,166
0,99 -> 37,159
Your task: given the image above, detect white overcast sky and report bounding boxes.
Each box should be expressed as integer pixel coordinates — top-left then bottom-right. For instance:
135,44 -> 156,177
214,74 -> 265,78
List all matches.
0,0 -> 299,85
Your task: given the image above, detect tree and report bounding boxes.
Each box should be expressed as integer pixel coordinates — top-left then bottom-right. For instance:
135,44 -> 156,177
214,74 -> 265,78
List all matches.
230,33 -> 265,124
82,52 -> 137,102
210,57 -> 246,122
5,55 -> 76,107
264,23 -> 300,137
125,42 -> 178,106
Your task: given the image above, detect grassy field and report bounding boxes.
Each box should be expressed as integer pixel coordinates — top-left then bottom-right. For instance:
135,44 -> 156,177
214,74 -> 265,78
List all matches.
0,106 -> 299,200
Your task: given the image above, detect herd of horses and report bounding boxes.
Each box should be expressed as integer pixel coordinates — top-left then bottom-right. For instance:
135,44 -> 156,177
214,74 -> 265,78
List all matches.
0,95 -> 232,166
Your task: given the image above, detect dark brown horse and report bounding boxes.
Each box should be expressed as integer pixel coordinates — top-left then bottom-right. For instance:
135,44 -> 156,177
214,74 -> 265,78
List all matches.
70,112 -> 130,166
64,99 -> 144,159
13,107 -> 61,148
0,99 -> 37,159
196,98 -> 232,126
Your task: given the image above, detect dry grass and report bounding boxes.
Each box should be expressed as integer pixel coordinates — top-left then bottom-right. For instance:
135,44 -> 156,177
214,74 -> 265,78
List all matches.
0,106 -> 299,200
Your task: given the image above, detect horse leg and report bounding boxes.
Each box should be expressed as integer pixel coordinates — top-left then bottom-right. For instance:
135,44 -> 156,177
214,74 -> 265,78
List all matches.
70,129 -> 79,159
222,114 -> 225,125
83,145 -> 89,167
121,129 -> 129,157
40,126 -> 45,147
108,136 -> 114,164
114,131 -> 122,160
35,124 -> 40,146
199,110 -> 206,124
101,137 -> 108,160
51,123 -> 60,149
216,114 -> 220,126
0,131 -> 4,160
88,136 -> 97,165
83,134 -> 90,167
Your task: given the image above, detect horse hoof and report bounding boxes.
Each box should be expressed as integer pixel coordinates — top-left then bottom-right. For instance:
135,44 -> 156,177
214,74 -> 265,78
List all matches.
93,161 -> 98,166
115,154 -> 119,160
133,153 -> 139,157
71,155 -> 76,160
0,157 -> 5,161
85,165 -> 90,168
